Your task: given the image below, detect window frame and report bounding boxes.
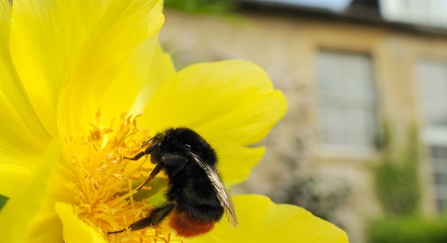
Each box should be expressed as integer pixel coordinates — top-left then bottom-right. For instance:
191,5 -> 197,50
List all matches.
314,50 -> 381,159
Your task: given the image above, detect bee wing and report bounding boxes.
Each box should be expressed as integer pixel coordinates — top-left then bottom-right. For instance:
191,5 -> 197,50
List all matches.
189,152 -> 239,228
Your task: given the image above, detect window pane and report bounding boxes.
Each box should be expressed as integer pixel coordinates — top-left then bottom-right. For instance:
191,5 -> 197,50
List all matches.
316,51 -> 379,151
429,146 -> 447,212
417,60 -> 447,126
431,145 -> 447,159
434,173 -> 447,185
436,199 -> 447,212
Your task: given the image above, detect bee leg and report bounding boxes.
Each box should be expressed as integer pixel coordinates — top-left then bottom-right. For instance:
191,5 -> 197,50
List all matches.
135,161 -> 165,192
131,203 -> 175,231
108,203 -> 174,235
108,228 -> 126,235
135,154 -> 186,192
123,151 -> 146,161
124,142 -> 159,161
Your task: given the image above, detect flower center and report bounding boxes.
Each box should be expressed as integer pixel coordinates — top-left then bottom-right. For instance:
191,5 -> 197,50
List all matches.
63,110 -> 180,243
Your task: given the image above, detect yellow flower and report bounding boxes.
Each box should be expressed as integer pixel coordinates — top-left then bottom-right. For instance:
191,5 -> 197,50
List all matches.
0,0 -> 348,243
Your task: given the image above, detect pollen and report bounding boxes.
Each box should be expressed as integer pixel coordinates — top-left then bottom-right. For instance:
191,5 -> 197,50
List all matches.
63,110 -> 182,243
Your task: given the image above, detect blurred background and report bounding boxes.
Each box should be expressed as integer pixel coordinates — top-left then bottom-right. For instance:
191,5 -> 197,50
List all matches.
160,0 -> 447,243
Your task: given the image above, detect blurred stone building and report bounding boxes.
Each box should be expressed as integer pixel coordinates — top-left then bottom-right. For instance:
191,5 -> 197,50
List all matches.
160,0 -> 447,242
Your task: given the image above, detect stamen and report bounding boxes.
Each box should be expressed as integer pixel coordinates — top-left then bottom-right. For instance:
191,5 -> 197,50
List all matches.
64,110 -> 174,242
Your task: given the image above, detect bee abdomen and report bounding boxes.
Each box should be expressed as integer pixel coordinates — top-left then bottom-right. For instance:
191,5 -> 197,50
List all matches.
169,209 -> 216,237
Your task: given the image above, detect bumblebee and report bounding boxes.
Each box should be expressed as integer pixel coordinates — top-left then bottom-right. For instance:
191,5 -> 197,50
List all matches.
109,127 -> 238,237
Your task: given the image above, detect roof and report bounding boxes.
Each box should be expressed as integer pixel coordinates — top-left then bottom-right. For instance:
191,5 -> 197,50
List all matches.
237,0 -> 447,35
239,0 -> 353,12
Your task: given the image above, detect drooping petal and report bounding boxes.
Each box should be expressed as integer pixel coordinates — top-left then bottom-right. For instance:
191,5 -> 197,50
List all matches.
141,60 -> 287,184
55,202 -> 107,243
189,195 -> 349,243
0,139 -> 61,243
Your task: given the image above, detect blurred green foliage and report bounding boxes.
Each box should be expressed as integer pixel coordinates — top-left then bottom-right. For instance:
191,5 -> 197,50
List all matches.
163,0 -> 246,24
374,122 -> 421,216
281,176 -> 350,228
367,216 -> 447,243
164,0 -> 235,15
366,122 -> 441,243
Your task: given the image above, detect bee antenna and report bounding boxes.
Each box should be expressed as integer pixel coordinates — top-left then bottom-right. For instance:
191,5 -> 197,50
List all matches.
141,136 -> 156,148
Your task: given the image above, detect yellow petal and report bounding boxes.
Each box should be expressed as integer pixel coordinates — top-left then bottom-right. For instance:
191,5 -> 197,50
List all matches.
98,36 -> 175,122
189,195 -> 349,243
0,93 -> 48,197
0,163 -> 33,198
218,146 -> 265,186
25,164 -> 79,243
26,210 -> 63,243
130,40 -> 176,114
10,0 -> 164,137
55,202 -> 107,243
0,0 -> 9,46
0,93 -> 44,162
58,2 -> 171,137
0,139 -> 61,243
0,0 -> 50,145
141,60 -> 287,184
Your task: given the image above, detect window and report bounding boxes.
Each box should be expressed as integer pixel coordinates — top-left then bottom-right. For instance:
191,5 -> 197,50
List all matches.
417,59 -> 447,212
418,60 -> 447,126
315,51 -> 380,154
